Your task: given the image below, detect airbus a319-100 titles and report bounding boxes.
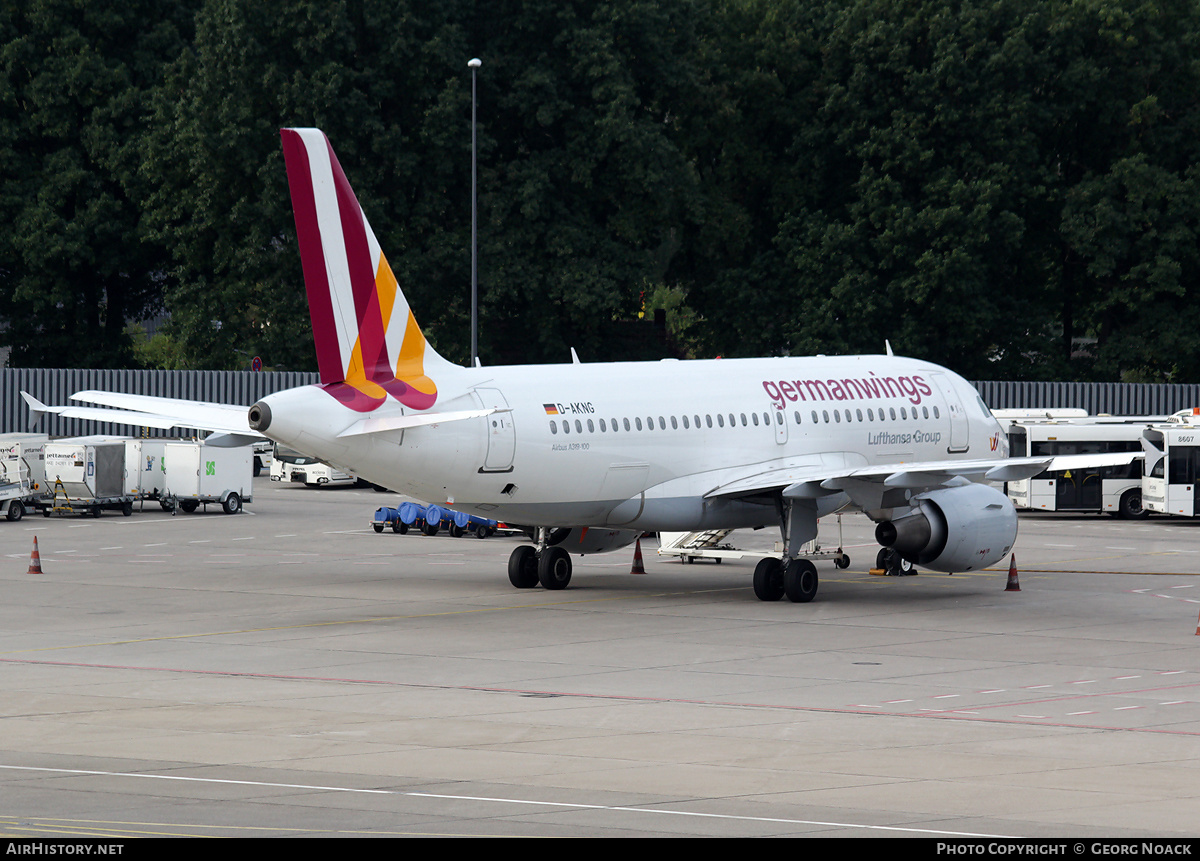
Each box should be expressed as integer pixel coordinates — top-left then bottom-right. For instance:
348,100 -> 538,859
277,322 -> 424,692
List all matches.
24,128 -> 1138,604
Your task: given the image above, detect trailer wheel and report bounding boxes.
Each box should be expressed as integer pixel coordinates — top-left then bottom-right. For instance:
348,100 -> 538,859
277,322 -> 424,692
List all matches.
373,523 -> 385,533
394,522 -> 408,534
90,506 -> 101,518
180,500 -> 198,513
122,500 -> 133,517
222,493 -> 241,514
6,500 -> 23,522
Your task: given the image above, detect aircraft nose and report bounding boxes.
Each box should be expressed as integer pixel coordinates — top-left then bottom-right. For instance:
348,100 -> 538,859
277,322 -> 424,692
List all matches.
248,401 -> 272,432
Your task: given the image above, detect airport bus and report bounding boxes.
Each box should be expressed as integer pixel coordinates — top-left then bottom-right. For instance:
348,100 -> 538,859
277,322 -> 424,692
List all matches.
1005,420 -> 1149,518
1141,415 -> 1200,516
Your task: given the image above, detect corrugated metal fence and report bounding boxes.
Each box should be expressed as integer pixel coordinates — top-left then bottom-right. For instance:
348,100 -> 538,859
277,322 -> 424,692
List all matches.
4,369 -> 1200,437
1,368 -> 318,437
972,381 -> 1200,416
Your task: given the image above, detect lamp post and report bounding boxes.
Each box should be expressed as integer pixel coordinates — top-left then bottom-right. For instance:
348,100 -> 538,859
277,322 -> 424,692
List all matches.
468,57 -> 481,367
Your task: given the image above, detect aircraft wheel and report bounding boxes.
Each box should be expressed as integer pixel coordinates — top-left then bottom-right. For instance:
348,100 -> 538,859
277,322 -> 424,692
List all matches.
508,545 -> 539,588
538,546 -> 572,590
373,523 -> 384,533
6,500 -> 24,522
783,558 -> 818,603
877,547 -> 914,576
752,557 -> 784,601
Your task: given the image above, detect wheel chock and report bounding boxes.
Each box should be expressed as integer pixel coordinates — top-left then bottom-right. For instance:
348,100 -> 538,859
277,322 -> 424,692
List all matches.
868,568 -> 887,576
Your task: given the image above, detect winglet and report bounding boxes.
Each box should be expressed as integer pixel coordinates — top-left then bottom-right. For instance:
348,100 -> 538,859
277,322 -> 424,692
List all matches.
20,391 -> 47,426
280,128 -> 456,413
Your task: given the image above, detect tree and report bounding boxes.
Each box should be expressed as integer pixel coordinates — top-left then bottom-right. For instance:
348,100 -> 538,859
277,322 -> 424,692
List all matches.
0,0 -> 199,367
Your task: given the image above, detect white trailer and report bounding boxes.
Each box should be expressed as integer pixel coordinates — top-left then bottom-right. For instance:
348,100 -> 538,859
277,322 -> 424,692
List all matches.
38,437 -> 136,517
124,439 -> 171,501
1005,419 -> 1150,518
163,442 -> 253,513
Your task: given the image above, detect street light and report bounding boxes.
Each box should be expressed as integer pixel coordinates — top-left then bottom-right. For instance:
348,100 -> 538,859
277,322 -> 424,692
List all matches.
468,57 -> 481,367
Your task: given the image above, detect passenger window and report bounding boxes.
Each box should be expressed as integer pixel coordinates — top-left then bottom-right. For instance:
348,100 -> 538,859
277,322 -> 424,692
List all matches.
794,410 -> 801,424
623,417 -> 631,431
550,422 -> 558,435
587,419 -> 594,433
575,420 -> 583,433
671,416 -> 678,430
659,416 -> 666,430
834,410 -> 841,423
718,414 -> 725,428
635,417 -> 643,431
562,420 -> 570,434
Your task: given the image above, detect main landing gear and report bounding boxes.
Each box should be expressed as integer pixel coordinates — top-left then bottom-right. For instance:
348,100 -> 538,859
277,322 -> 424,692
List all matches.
753,497 -> 823,603
508,528 -> 572,590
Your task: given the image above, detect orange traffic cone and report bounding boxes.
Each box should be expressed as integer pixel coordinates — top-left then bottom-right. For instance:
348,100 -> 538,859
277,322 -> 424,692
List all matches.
1004,554 -> 1020,592
630,537 -> 646,575
27,536 -> 43,575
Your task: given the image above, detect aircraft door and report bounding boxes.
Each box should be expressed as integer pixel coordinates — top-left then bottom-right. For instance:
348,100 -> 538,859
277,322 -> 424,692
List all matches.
473,388 -> 515,473
772,406 -> 787,445
929,372 -> 969,453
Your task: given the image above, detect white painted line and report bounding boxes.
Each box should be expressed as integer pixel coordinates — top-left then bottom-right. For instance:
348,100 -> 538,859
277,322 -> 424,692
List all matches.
0,765 -> 1018,836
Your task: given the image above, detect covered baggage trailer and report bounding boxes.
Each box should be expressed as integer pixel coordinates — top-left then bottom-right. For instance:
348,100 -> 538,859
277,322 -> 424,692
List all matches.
162,442 -> 253,514
37,437 -> 135,517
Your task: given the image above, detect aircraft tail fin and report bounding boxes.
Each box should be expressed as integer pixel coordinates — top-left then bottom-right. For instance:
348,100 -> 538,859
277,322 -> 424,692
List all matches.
280,127 -> 455,412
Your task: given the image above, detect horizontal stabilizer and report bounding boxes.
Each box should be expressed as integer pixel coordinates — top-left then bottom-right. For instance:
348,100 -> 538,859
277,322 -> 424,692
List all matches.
337,407 -> 511,438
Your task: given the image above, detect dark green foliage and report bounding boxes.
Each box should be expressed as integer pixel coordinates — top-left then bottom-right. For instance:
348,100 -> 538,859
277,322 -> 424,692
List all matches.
0,0 -> 199,367
3,0 -> 1199,381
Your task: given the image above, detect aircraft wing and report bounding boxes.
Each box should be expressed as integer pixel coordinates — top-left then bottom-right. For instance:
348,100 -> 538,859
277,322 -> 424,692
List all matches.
705,452 -> 1142,502
22,391 -> 260,437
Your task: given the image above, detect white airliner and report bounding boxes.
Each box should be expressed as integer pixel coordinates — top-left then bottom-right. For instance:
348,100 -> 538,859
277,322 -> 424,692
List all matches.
24,128 -> 1134,603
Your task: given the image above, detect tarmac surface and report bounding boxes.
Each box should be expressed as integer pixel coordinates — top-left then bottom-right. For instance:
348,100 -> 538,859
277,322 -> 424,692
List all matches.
1,478 -> 1198,837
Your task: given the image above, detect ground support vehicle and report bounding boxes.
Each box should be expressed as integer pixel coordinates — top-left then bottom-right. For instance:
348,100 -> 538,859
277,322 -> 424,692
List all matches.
376,501 -> 497,537
161,442 -> 253,514
34,438 -> 136,517
0,434 -> 48,522
270,443 -> 357,486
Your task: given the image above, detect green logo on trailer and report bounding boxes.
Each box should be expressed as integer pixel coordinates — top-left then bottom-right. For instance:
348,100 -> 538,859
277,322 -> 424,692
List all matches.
205,461 -> 215,476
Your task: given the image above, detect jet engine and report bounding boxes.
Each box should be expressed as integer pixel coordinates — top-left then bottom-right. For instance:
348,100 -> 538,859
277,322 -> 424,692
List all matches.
874,483 -> 1016,572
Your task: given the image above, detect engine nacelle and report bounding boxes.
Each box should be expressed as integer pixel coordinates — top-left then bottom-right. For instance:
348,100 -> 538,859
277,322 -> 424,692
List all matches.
554,527 -> 642,555
875,483 -> 1016,572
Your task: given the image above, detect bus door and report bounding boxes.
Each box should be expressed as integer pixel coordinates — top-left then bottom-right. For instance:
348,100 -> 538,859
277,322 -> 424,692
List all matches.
1167,442 -> 1200,516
